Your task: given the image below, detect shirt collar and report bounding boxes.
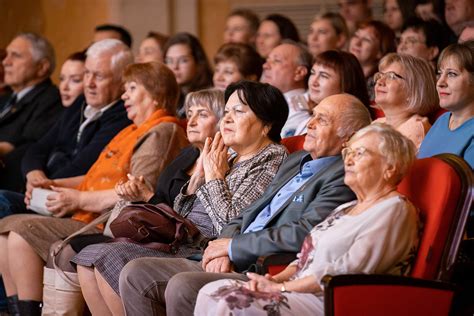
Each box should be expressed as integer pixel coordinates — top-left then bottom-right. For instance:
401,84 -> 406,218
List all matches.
15,85 -> 35,102
299,153 -> 340,174
84,99 -> 118,120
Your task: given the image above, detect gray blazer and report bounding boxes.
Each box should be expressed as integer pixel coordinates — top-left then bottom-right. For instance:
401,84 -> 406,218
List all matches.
219,150 -> 355,271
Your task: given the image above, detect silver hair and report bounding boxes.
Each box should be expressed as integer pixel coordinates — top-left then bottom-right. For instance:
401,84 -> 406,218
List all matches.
16,32 -> 56,76
184,88 -> 225,121
280,39 -> 313,86
349,123 -> 416,184
86,39 -> 133,79
335,94 -> 372,139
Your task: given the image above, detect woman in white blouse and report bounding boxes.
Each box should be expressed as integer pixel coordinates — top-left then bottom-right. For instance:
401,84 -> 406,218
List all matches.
194,123 -> 420,316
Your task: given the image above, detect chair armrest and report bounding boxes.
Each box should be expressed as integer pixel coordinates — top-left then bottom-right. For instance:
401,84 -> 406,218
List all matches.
246,253 -> 297,275
322,274 -> 456,316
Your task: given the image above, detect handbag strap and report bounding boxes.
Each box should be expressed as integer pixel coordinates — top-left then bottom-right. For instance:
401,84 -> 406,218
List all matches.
52,210 -> 112,287
111,237 -> 180,254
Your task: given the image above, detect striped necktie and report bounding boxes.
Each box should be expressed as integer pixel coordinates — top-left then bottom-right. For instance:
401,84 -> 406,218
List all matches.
0,94 -> 17,119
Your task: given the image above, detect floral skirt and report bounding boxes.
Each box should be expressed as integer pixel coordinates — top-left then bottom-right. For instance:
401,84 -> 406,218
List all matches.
195,279 -> 324,316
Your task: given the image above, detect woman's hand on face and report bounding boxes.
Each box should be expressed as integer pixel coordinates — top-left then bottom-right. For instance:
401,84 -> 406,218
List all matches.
202,132 -> 229,182
245,272 -> 281,293
115,174 -> 154,202
45,186 -> 82,217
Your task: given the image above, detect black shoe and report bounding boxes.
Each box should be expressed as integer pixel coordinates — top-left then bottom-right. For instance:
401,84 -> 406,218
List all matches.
6,296 -> 19,316
17,300 -> 42,316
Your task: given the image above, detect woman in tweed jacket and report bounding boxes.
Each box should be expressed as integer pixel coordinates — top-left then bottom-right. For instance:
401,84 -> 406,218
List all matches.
73,81 -> 290,315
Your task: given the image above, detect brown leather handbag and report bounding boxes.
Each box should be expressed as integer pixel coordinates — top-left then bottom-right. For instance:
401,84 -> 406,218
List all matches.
109,203 -> 200,254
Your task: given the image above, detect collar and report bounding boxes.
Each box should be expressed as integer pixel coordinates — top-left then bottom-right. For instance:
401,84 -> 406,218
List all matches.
299,153 -> 340,174
84,99 -> 118,120
284,89 -> 306,101
15,85 -> 35,102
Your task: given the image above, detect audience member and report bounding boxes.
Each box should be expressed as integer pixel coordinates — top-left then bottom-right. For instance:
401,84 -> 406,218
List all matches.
397,18 -> 452,67
194,124 -> 419,316
58,52 -> 86,107
419,41 -> 474,168
0,60 -> 188,315
0,49 -> 11,97
224,9 -> 260,45
42,88 -> 225,315
296,50 -> 371,134
260,41 -> 312,137
349,21 -> 397,102
459,23 -> 474,43
164,32 -> 213,118
0,33 -> 62,192
445,0 -> 474,36
373,53 -> 439,148
93,24 -> 132,48
74,81 -> 289,315
0,42 -> 133,219
135,31 -> 169,63
338,0 -> 372,35
256,14 -> 300,58
307,12 -> 349,58
118,93 -> 371,315
213,43 -> 263,90
383,0 -> 417,37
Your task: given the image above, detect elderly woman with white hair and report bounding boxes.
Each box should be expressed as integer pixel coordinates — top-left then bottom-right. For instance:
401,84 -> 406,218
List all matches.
194,123 -> 420,316
373,53 -> 439,148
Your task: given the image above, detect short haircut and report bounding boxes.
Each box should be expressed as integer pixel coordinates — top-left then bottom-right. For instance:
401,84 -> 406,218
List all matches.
225,80 -> 289,143
263,14 -> 300,42
95,24 -> 133,47
401,17 -> 451,56
146,31 -> 169,50
335,94 -> 372,139
314,50 -> 370,107
379,53 -> 439,116
86,39 -> 134,81
163,32 -> 213,92
313,12 -> 349,40
349,123 -> 416,184
123,61 -> 179,114
359,20 -> 397,57
184,88 -> 225,122
16,32 -> 56,77
214,43 -> 264,80
438,40 -> 474,81
228,8 -> 260,35
280,39 -> 313,86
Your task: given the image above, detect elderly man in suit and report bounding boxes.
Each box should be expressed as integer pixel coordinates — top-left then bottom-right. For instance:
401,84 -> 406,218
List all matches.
0,33 -> 62,192
117,93 -> 372,316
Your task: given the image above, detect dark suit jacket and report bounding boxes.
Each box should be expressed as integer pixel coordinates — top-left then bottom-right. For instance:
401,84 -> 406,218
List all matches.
0,78 -> 62,191
21,96 -> 132,180
219,150 -> 356,272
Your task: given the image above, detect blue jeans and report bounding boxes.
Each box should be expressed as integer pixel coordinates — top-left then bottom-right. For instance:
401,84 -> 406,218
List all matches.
0,190 -> 29,219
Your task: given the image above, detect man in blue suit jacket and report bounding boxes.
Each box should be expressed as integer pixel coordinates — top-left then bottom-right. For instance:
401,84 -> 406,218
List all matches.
118,94 -> 372,316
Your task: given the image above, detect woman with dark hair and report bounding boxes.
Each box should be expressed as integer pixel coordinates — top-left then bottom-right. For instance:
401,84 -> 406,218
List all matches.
73,81 -> 289,315
349,20 -> 397,102
256,14 -> 300,58
296,50 -> 372,134
213,43 -> 263,90
383,0 -> 417,37
164,32 -> 213,118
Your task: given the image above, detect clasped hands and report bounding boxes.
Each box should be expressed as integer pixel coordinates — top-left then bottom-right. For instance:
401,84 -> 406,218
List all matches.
115,174 -> 154,202
187,131 -> 229,194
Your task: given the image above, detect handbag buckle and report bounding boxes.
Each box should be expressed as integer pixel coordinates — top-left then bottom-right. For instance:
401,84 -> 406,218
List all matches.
137,226 -> 149,238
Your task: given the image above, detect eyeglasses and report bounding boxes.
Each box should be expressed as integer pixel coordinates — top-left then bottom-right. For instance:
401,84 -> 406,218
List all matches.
341,146 -> 369,161
374,71 -> 405,82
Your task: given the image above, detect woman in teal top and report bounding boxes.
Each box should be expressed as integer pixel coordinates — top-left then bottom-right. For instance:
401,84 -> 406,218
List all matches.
418,41 -> 474,169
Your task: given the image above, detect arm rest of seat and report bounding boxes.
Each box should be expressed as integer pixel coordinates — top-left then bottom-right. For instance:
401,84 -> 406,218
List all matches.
247,253 -> 297,275
322,274 -> 456,316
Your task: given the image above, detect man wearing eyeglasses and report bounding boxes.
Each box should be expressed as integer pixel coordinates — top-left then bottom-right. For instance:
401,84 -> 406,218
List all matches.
118,94 -> 372,315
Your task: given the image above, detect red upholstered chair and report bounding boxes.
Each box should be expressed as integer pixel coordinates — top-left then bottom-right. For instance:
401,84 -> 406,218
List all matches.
281,134 -> 306,154
322,274 -> 456,316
